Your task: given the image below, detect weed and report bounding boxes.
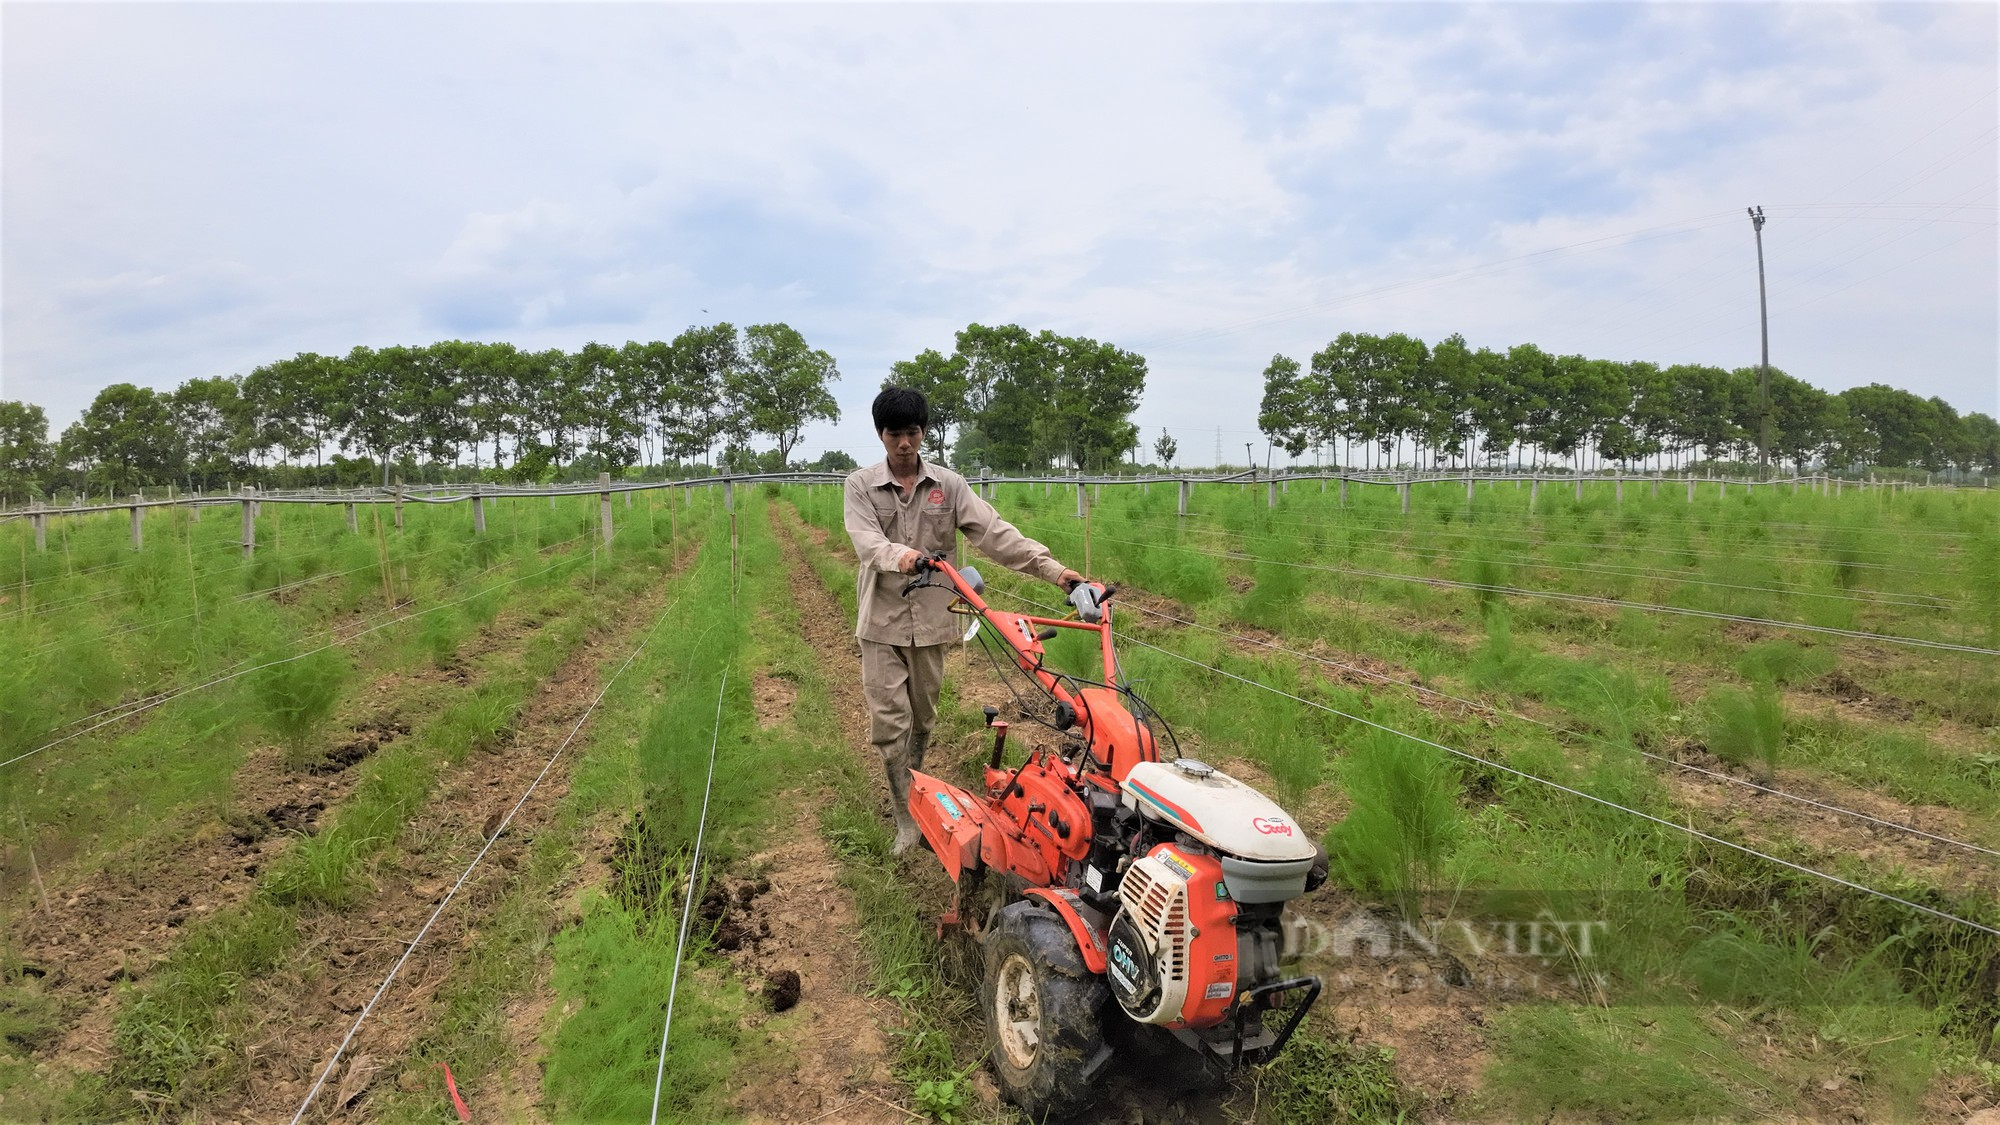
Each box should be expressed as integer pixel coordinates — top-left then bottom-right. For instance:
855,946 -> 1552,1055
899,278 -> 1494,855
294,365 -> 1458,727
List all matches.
1326,727 -> 1464,921
263,829 -> 377,907
1705,682 -> 1784,779
911,1059 -> 981,1122
250,644 -> 348,759
1259,1020 -> 1413,1124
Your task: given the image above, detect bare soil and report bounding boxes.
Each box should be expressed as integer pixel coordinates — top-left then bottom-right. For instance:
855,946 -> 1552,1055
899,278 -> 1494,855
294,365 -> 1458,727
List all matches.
207,571 -> 682,1123
10,601 -> 539,1087
725,504 -> 917,1123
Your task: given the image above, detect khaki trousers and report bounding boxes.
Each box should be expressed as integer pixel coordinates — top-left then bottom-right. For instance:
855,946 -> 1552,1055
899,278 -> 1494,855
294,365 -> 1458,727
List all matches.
860,640 -> 948,819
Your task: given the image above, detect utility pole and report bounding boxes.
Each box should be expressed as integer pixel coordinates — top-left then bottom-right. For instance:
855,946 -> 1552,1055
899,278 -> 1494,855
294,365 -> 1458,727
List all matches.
1244,442 -> 1254,478
1749,205 -> 1771,478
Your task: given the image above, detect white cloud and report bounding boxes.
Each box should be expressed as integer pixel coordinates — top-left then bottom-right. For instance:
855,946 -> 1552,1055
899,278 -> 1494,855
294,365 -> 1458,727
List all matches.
2,3 -> 1992,457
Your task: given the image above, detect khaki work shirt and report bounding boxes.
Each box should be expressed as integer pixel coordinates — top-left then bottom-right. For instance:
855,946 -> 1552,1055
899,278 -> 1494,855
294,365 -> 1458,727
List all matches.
843,459 -> 1069,646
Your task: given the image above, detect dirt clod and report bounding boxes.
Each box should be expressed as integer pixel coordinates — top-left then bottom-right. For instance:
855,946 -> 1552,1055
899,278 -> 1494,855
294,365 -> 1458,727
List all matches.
764,969 -> 801,1013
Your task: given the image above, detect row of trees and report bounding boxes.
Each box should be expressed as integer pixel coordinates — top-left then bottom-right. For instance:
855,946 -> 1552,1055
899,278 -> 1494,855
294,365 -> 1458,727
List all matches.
887,324 -> 1149,472
1259,333 -> 2000,474
0,323 -> 845,502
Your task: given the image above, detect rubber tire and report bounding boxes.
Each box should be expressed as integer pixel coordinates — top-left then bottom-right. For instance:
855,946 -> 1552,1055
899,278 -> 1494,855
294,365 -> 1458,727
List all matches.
981,900 -> 1110,1121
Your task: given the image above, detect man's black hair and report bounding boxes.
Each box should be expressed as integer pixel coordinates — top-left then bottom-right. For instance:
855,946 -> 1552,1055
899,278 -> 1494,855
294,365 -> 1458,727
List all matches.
873,387 -> 929,433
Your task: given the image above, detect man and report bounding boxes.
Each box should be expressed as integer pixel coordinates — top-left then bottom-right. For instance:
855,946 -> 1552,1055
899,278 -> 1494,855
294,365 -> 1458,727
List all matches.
844,387 -> 1082,854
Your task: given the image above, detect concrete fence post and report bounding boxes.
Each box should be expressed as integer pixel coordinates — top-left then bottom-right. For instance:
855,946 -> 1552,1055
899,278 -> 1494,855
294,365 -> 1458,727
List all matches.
624,487 -> 632,509
1178,478 -> 1190,517
1530,477 -> 1540,510
392,480 -> 403,531
191,500 -> 201,523
130,496 -> 143,550
1687,477 -> 1695,502
1574,475 -> 1583,501
1399,481 -> 1410,514
599,473 -> 615,546
241,498 -> 255,558
1466,476 -> 1475,505
345,502 -> 357,533
1651,475 -> 1659,499
1076,480 -> 1085,518
32,507 -> 46,553
1719,478 -> 1727,498
1615,475 -> 1623,505
472,484 -> 486,536
1339,475 -> 1349,508
1267,479 -> 1277,508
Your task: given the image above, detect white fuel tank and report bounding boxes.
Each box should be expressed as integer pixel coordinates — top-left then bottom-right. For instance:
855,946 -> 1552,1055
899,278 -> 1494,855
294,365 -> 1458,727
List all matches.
1121,759 -> 1317,864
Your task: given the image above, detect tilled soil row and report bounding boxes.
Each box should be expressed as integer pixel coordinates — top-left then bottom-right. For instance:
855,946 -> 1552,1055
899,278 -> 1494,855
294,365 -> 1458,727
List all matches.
731,504 -> 920,1124
16,584 -> 551,1082
208,565 -> 687,1123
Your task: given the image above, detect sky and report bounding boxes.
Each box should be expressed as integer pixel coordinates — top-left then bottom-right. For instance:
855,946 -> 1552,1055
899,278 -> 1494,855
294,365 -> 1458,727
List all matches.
4,2 -> 1996,466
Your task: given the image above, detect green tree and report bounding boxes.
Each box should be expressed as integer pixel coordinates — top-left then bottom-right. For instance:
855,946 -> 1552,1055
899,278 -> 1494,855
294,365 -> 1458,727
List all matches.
1663,363 -> 1735,467
0,400 -> 53,504
170,377 -> 248,490
663,324 -> 741,467
1962,412 -> 2000,473
1415,333 -> 1479,466
1259,354 -> 1313,458
571,341 -> 641,470
461,341 -> 524,470
1838,383 -> 1939,469
1466,345 -> 1522,467
807,449 -> 859,473
885,348 -> 969,459
400,342 -> 477,470
331,346 -> 409,485
1153,428 -> 1178,469
60,383 -> 180,494
955,324 -> 1052,471
1049,333 -> 1145,470
733,323 -> 841,465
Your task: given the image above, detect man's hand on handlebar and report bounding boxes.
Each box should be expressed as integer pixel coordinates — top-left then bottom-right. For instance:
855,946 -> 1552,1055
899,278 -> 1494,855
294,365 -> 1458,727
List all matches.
1057,568 -> 1083,590
897,548 -> 924,575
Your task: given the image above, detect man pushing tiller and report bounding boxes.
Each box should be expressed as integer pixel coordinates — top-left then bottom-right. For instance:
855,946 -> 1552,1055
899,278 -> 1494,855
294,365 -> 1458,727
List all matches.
843,387 -> 1082,854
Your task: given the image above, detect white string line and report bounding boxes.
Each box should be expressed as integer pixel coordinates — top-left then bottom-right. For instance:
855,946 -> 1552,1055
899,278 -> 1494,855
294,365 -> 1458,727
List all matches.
990,589 -> 2000,939
0,548 -> 593,772
651,670 -> 729,1125
1109,593 -> 2000,860
290,581 -> 687,1125
8,528 -> 594,752
1074,511 -> 1961,612
1069,532 -> 2000,658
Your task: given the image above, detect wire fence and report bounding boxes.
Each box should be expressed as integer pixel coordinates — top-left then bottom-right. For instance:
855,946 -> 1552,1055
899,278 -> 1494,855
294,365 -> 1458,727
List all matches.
1,462 -> 1992,527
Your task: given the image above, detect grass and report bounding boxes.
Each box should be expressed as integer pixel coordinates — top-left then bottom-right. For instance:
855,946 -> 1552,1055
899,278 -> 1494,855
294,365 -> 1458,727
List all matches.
972,480 -> 2000,1119
1325,728 -> 1466,923
1258,1019 -> 1415,1124
79,507 -> 689,1116
5,478 -> 1994,1122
